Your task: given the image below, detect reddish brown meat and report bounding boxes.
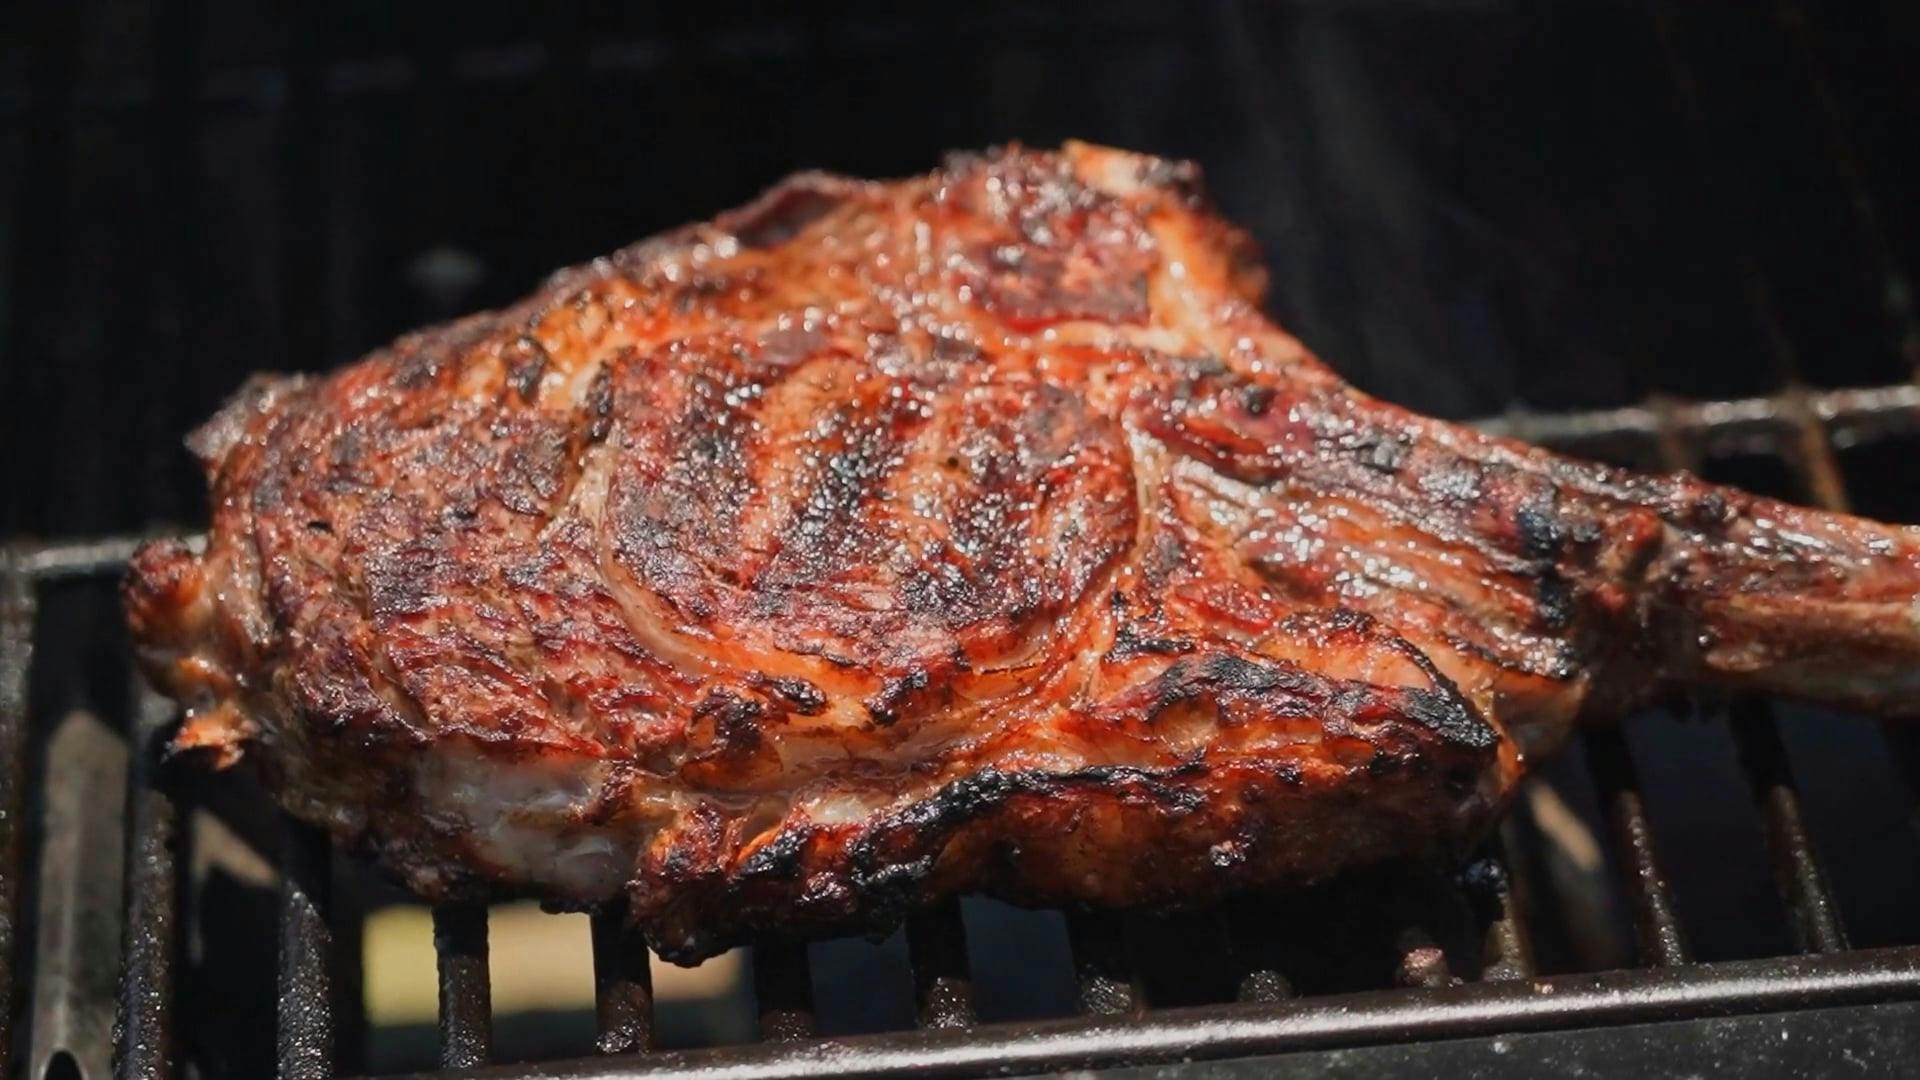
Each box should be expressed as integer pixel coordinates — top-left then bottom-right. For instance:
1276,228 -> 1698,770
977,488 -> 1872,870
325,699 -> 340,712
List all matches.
124,144 -> 1920,962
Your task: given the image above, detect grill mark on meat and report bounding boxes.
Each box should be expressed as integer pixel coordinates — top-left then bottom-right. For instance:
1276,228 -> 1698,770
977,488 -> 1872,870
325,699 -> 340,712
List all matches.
1151,384 -> 1591,680
759,368 -> 921,608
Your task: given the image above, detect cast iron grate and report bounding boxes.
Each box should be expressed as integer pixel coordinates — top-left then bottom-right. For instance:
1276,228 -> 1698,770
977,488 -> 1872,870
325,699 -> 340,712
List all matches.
3,378 -> 1920,1079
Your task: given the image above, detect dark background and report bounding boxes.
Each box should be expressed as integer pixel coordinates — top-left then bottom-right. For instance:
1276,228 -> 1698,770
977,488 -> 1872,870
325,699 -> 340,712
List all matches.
1,1 -> 1916,540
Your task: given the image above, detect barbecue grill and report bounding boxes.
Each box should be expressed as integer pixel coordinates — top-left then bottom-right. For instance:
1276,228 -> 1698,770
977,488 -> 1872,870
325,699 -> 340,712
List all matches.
5,3 -> 1920,1077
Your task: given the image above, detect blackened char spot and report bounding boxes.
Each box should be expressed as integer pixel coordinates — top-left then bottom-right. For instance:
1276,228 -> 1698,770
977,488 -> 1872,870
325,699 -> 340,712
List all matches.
843,763 -> 1216,910
505,336 -> 550,403
1515,501 -> 1567,561
364,545 -> 444,618
1202,654 -> 1316,696
1399,687 -> 1498,751
1317,607 -> 1376,634
1515,497 -> 1576,633
1367,753 -> 1406,776
1689,490 -> 1735,528
1535,573 -> 1575,633
1357,433 -> 1411,474
1144,654 -> 1323,720
1105,622 -> 1195,663
656,803 -> 729,884
583,361 -> 616,442
713,699 -> 763,755
748,674 -> 828,715
738,826 -> 811,881
693,689 -> 766,760
865,668 -> 930,726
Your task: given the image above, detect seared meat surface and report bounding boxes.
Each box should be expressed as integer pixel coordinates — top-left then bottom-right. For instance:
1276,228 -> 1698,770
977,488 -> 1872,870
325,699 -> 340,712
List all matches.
125,144 -> 1920,962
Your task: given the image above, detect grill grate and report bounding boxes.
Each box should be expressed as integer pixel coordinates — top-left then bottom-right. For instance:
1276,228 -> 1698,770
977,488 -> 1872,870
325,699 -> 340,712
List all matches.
2,379 -> 1919,1078
0,567 -> 33,1075
587,905 -> 652,1058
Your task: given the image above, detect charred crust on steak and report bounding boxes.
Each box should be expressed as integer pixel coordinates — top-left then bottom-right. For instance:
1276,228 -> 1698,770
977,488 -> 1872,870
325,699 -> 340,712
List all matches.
746,674 -> 829,715
1105,622 -> 1197,662
503,335 -> 551,404
864,668 -> 932,727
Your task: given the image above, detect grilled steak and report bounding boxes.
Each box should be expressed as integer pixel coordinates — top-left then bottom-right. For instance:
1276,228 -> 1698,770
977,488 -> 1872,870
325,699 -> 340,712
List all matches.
125,143 -> 1920,962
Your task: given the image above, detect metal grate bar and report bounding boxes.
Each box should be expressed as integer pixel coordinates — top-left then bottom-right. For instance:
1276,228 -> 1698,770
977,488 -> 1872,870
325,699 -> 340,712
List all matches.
1474,839 -> 1536,982
1729,704 -> 1849,954
590,904 -> 655,1056
751,939 -> 816,1042
415,946 -> 1920,1080
1066,912 -> 1143,1016
1585,728 -> 1691,967
28,709 -> 127,1080
1226,896 -> 1295,1004
1478,381 -> 1920,454
905,901 -> 977,1029
318,850 -> 366,1074
332,851 -> 368,1074
0,565 -> 34,1079
1778,393 -> 1852,513
115,675 -> 181,1080
277,820 -> 336,1080
434,902 -> 494,1068
16,534 -> 190,581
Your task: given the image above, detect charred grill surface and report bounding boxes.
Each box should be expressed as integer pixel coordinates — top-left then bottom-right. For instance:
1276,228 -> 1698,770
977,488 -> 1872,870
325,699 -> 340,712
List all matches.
123,144 -> 1920,963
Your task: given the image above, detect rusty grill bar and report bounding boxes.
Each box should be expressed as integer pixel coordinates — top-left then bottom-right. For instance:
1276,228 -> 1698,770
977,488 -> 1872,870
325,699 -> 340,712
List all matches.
116,677 -> 180,1080
589,904 -> 654,1058
1,564 -> 35,1078
432,903 -> 493,1068
904,902 -> 976,1030
279,822 -> 339,1080
0,379 -> 1907,1078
